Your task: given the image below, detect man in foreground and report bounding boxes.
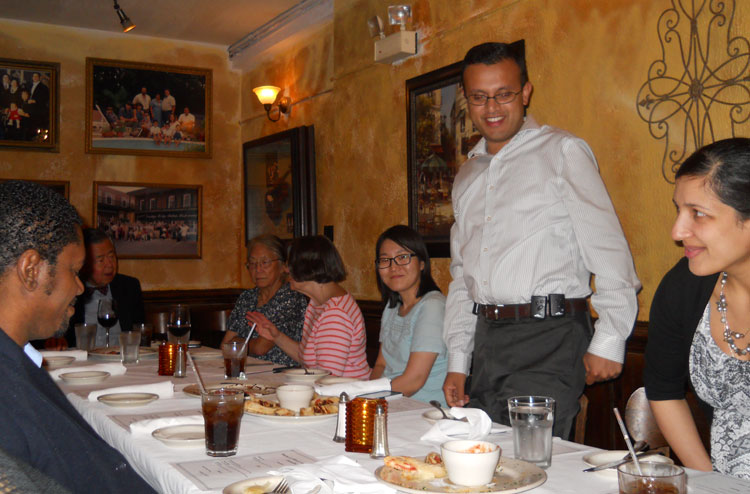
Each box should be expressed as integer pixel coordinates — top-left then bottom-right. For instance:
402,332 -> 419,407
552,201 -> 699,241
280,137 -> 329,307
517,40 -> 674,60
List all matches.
442,42 -> 641,438
0,180 -> 156,492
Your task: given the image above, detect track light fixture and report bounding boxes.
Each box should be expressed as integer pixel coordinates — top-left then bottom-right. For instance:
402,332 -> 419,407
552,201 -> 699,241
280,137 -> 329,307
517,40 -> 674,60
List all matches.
113,1 -> 135,33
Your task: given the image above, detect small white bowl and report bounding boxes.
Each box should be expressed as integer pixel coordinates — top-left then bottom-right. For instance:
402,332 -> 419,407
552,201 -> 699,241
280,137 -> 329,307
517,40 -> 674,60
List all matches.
43,356 -> 76,370
281,368 -> 330,384
441,440 -> 500,487
276,384 -> 315,412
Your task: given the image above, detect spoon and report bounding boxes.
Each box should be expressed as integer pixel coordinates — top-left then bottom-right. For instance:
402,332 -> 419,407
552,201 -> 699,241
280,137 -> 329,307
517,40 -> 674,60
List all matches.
429,400 -> 450,420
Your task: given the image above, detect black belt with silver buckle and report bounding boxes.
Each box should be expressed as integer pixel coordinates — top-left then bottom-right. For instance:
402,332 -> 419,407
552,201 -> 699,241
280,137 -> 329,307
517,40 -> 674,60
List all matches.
473,295 -> 588,321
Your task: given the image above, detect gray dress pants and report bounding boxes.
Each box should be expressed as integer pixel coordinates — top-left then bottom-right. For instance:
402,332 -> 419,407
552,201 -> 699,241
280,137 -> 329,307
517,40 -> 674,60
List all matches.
468,311 -> 592,439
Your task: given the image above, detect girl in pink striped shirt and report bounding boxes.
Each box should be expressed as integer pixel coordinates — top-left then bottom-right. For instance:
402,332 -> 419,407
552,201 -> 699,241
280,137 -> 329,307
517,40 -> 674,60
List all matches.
252,236 -> 371,378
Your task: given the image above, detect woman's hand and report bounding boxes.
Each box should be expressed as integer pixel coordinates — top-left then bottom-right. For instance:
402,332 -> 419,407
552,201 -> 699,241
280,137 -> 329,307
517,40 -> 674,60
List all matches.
246,311 -> 280,340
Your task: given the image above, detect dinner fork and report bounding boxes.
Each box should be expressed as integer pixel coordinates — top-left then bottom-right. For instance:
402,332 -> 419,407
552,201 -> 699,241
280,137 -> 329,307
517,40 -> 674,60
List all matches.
271,478 -> 290,494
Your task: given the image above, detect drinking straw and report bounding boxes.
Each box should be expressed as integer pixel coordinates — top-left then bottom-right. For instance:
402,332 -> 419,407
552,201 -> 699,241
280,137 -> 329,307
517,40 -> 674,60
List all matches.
186,351 -> 206,395
240,323 -> 256,354
613,407 -> 643,476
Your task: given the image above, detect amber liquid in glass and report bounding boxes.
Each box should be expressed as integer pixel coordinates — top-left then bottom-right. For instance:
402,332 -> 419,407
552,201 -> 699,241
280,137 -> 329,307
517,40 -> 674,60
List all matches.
345,397 -> 387,453
158,342 -> 178,376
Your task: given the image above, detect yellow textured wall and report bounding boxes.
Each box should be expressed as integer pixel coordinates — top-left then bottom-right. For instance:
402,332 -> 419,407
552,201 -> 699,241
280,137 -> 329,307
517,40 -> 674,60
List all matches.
0,20 -> 243,290
242,0 -> 750,320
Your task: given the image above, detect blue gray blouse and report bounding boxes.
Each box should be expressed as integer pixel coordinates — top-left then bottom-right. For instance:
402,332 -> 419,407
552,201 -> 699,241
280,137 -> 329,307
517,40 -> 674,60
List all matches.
228,283 -> 307,367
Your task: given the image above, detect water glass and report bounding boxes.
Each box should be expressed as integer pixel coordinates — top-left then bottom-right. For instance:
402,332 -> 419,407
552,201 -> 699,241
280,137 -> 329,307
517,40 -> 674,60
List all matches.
617,461 -> 686,494
119,329 -> 141,364
507,396 -> 555,468
201,388 -> 245,457
74,323 -> 97,351
135,323 -> 153,347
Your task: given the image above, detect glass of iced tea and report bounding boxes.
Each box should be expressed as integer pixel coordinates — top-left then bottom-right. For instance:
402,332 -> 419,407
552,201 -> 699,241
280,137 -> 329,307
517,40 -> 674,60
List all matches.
201,388 -> 245,457
221,340 -> 248,378
617,462 -> 686,494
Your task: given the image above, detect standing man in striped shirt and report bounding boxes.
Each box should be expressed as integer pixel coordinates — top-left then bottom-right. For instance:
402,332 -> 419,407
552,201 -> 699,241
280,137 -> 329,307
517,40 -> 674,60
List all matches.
442,42 -> 640,439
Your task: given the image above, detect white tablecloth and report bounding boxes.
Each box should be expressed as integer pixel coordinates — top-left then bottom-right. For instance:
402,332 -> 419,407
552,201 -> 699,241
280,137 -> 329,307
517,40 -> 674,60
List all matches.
56,352 -> 742,493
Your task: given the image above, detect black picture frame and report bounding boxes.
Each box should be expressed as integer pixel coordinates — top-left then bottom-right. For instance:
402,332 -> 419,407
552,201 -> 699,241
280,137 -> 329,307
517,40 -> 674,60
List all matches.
242,126 -> 317,243
85,58 -> 212,158
0,58 -> 59,152
406,61 -> 481,258
93,181 -> 202,259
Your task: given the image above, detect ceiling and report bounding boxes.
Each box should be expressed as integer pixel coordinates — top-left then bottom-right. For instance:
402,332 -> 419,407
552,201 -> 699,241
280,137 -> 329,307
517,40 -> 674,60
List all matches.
0,0 -> 305,48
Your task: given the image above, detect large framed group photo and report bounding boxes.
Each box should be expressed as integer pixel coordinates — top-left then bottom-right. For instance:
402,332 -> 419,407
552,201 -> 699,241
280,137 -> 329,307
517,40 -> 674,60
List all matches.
85,58 -> 211,158
0,58 -> 59,151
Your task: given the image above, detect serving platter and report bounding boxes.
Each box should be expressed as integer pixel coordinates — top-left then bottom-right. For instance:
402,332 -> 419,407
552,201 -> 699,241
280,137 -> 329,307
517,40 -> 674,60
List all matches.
97,392 -> 159,407
152,424 -> 205,447
88,347 -> 157,360
182,382 -> 276,398
244,409 -> 337,423
59,370 -> 111,385
375,457 -> 546,494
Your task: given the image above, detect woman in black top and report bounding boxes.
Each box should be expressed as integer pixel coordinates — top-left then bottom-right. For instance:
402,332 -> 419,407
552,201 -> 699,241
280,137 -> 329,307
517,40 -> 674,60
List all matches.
644,138 -> 750,478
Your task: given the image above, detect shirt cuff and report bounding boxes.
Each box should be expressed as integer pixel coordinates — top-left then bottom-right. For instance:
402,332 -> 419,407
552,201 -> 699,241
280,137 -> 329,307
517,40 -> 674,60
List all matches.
586,332 -> 627,364
447,352 -> 472,375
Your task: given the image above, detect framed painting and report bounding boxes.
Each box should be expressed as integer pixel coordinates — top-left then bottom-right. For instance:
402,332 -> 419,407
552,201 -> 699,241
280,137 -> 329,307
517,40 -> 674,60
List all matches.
85,58 -> 211,158
93,181 -> 202,259
0,179 -> 68,198
0,58 -> 59,151
243,126 -> 316,243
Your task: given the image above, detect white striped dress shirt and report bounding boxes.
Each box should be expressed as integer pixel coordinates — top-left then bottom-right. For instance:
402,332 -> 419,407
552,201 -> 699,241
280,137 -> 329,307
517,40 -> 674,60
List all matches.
444,115 -> 641,375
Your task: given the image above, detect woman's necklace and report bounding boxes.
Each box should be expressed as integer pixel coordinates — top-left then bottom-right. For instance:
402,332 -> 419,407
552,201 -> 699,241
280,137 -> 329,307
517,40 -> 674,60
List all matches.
716,271 -> 750,356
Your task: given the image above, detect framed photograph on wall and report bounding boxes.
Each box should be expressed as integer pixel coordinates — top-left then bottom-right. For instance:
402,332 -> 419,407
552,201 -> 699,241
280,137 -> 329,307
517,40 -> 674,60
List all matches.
0,179 -> 68,198
85,58 -> 211,158
243,126 -> 316,243
0,58 -> 59,152
93,181 -> 202,259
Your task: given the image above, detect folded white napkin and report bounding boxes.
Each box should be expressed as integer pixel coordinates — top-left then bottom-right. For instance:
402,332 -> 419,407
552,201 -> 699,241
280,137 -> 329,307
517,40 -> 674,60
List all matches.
50,363 -> 127,381
88,381 -> 174,402
40,349 -> 88,361
129,415 -> 204,436
314,377 -> 391,398
269,455 -> 395,494
420,407 -> 503,445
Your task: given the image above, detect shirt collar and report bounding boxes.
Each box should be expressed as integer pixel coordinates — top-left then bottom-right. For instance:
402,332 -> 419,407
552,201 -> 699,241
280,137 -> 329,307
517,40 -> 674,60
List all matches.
467,114 -> 541,158
24,343 -> 43,368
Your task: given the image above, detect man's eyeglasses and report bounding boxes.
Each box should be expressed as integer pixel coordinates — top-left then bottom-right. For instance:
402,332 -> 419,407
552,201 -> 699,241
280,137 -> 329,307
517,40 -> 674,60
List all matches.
376,253 -> 416,269
466,89 -> 523,106
245,258 -> 280,270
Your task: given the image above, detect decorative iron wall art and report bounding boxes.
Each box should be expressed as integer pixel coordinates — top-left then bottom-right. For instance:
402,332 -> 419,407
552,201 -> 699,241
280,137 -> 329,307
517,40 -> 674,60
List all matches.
637,0 -> 750,182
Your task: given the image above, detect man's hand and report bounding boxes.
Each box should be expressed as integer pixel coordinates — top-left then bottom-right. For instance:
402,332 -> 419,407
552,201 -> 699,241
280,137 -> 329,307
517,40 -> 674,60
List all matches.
442,372 -> 469,407
44,337 -> 68,351
583,352 -> 622,385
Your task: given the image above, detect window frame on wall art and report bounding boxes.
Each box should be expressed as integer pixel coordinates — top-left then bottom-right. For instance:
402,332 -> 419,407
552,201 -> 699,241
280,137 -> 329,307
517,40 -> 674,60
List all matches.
0,179 -> 68,198
242,126 -> 316,244
406,60 -> 483,258
93,181 -> 202,259
85,58 -> 212,159
0,58 -> 59,152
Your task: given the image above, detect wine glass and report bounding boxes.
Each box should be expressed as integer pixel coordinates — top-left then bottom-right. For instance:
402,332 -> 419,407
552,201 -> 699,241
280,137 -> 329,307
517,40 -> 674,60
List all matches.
97,299 -> 118,348
168,304 -> 191,345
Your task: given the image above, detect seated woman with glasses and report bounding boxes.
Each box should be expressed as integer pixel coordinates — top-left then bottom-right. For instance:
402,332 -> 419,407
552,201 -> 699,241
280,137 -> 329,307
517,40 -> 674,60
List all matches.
253,235 -> 371,378
223,234 -> 307,366
370,225 -> 448,405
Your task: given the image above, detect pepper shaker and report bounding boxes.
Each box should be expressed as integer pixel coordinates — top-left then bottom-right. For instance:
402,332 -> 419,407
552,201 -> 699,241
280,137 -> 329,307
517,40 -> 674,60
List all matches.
370,403 -> 389,458
174,344 -> 186,377
333,391 -> 349,443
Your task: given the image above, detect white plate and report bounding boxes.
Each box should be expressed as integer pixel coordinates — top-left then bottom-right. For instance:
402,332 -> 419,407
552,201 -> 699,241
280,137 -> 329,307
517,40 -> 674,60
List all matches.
88,347 -> 157,360
183,382 -> 276,398
582,451 -> 673,479
318,376 -> 358,386
281,368 -> 330,383
244,409 -> 337,423
43,356 -> 76,370
375,457 -> 546,493
97,392 -> 159,407
59,371 -> 111,385
151,424 -> 205,447
222,475 -> 285,494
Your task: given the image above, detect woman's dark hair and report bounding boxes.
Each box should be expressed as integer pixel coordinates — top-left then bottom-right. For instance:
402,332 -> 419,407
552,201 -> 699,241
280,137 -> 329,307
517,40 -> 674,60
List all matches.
375,225 -> 440,308
287,235 -> 346,283
676,137 -> 750,221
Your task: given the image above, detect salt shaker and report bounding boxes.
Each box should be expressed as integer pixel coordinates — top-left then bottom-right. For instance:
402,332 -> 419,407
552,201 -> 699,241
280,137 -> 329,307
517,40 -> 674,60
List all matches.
174,345 -> 186,378
333,391 -> 349,443
370,403 -> 389,458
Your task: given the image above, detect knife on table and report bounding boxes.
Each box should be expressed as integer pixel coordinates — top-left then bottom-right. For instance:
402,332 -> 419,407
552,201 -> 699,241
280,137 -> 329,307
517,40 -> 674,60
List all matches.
583,452 -> 665,473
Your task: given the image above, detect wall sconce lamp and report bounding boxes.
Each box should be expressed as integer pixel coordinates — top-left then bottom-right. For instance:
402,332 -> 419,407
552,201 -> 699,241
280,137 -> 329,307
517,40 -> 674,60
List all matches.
370,4 -> 417,64
113,1 -> 135,33
253,86 -> 292,122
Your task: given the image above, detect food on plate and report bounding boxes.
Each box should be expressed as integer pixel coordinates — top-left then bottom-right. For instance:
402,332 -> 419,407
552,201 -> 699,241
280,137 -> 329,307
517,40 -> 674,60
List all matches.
382,454 -> 447,481
300,403 -> 337,416
460,443 -> 495,454
242,482 -> 270,494
312,395 -> 339,407
424,452 -> 443,465
244,395 -> 338,417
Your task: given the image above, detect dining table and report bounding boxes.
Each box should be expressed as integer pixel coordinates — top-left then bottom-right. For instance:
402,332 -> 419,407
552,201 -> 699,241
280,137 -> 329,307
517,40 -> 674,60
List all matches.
51,347 -> 749,494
